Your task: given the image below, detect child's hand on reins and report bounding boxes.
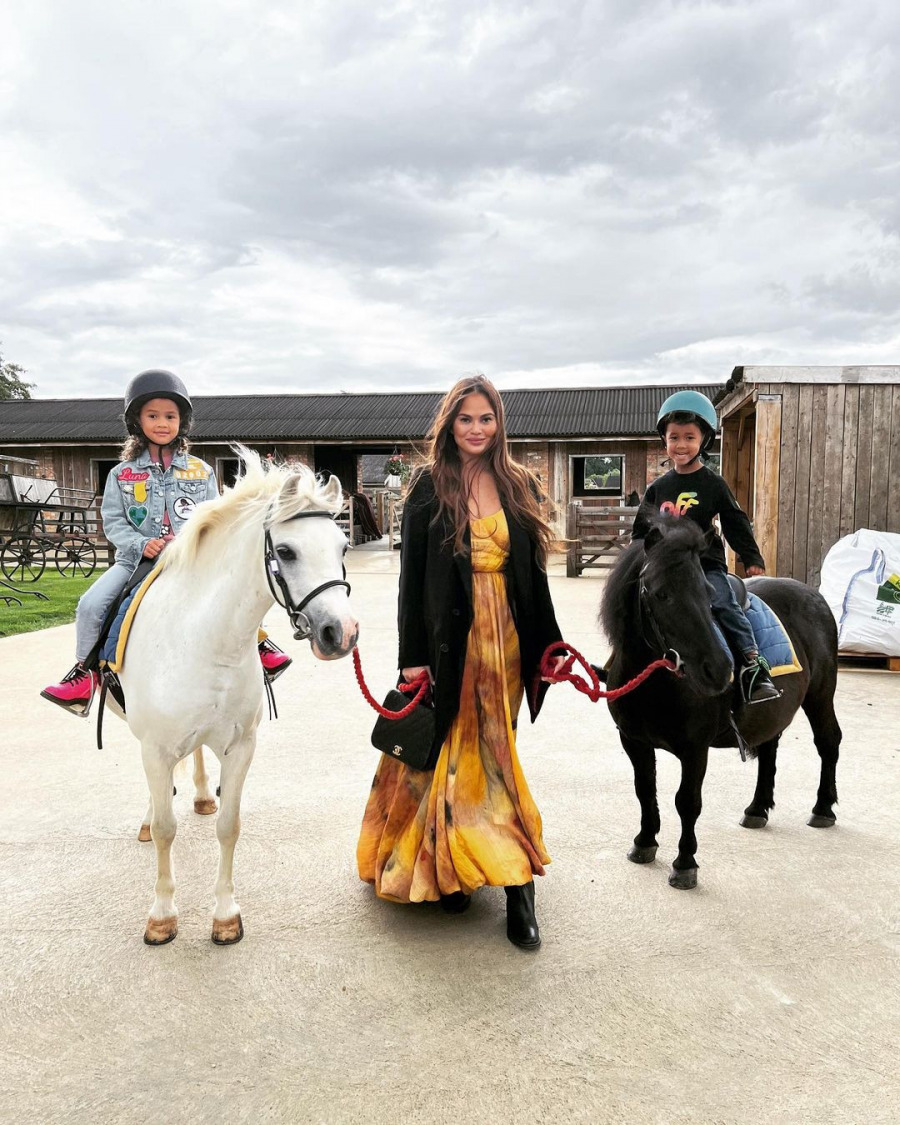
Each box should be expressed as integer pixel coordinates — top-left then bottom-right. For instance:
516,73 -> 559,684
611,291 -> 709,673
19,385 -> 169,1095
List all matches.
142,537 -> 167,559
745,565 -> 766,577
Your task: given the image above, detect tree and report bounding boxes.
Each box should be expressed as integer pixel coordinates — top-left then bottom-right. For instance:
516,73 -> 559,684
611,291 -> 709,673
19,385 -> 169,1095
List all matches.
0,345 -> 34,400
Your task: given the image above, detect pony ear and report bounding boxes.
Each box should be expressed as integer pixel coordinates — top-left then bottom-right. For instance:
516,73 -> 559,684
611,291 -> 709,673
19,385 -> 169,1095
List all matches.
321,472 -> 344,511
644,525 -> 663,552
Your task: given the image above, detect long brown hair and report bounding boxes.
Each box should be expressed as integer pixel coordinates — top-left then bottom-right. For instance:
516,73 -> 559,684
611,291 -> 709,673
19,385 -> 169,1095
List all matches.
424,375 -> 555,564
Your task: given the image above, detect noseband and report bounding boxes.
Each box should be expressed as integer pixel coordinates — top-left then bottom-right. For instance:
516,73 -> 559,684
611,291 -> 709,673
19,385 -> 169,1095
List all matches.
264,511 -> 351,640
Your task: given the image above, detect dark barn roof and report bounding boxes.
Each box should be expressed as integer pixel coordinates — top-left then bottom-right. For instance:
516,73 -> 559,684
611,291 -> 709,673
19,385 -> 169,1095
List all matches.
0,385 -> 724,444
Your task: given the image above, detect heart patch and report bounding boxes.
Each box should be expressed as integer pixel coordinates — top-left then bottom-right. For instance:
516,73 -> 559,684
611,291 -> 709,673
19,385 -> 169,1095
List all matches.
128,505 -> 148,527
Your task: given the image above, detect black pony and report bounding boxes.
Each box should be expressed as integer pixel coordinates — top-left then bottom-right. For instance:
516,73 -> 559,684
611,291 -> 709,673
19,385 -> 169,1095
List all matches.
600,517 -> 841,890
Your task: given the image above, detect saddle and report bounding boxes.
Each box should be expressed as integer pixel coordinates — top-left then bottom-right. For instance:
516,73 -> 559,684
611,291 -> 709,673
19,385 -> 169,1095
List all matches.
727,573 -> 750,610
83,559 -> 160,728
83,559 -> 158,678
712,583 -> 801,678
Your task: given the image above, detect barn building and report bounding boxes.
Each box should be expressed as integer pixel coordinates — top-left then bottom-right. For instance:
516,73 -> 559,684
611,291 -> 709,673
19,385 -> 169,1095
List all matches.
0,385 -> 722,544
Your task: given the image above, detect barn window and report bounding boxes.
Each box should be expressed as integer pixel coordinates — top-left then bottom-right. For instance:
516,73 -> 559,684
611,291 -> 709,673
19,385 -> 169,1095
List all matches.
571,455 -> 623,498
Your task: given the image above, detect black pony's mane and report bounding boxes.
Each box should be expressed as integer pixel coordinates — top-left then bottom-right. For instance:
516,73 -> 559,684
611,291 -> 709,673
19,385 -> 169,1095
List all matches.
601,516 -> 706,650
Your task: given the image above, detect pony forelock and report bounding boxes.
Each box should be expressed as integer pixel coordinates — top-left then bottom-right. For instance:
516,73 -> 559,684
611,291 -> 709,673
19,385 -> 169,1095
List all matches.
600,516 -> 704,649
159,445 -> 344,573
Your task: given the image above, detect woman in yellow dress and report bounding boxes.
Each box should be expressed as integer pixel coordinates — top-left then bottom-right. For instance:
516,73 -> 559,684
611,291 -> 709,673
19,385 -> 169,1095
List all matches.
357,376 -> 565,949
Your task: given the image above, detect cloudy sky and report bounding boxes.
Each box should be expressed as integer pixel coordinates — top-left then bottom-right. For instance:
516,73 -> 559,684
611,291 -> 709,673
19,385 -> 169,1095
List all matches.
1,0 -> 898,397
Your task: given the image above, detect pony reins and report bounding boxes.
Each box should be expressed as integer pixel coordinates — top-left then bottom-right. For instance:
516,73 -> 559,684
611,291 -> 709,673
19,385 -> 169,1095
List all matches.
538,641 -> 681,703
351,639 -> 680,724
353,648 -> 431,718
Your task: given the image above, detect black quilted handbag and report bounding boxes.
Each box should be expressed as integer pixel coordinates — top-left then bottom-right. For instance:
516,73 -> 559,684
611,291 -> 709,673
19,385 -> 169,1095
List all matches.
370,687 -> 437,771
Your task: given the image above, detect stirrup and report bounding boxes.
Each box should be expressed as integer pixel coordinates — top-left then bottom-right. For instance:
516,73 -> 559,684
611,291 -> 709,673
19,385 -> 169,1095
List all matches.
40,665 -> 98,719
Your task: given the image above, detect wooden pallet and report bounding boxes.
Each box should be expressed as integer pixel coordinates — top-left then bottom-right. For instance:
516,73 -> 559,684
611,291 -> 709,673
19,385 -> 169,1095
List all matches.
837,651 -> 900,673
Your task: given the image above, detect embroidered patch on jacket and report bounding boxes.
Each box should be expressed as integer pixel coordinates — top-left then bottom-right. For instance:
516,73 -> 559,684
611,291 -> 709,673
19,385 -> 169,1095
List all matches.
174,456 -> 210,481
118,468 -> 150,483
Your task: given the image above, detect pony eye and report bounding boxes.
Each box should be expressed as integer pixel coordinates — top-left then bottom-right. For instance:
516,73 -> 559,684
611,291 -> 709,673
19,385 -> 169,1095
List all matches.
276,545 -> 296,562
655,589 -> 669,602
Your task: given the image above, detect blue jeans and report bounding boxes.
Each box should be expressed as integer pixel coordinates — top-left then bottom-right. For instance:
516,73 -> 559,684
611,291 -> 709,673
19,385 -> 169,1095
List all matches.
705,568 -> 756,660
74,563 -> 133,661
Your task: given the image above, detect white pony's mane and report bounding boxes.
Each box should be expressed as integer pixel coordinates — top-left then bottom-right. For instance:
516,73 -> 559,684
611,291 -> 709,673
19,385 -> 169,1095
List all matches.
159,446 -> 344,574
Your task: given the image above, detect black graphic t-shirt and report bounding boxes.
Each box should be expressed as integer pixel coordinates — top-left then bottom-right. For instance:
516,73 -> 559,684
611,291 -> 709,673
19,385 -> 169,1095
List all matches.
631,466 -> 765,572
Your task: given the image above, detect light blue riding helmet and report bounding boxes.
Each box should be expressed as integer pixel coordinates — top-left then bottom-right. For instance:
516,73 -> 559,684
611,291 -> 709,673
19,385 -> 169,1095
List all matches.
656,390 -> 718,448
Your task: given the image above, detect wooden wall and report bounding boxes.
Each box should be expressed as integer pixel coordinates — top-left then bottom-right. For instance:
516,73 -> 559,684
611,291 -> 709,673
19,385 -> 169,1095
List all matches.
723,381 -> 900,586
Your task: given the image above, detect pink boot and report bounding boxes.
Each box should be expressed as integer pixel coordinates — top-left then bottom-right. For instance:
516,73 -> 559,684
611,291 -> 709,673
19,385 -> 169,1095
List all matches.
258,638 -> 292,683
40,663 -> 100,716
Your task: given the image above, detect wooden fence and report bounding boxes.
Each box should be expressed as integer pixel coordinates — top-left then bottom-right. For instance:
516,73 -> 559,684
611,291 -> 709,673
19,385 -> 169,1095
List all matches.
566,503 -> 638,577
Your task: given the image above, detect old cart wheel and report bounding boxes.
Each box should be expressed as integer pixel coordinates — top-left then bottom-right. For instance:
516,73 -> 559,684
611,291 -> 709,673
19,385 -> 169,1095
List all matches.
1,536 -> 47,582
54,536 -> 97,578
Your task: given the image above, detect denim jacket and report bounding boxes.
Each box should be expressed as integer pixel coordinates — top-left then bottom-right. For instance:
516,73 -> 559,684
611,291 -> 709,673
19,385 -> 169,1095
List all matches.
101,448 -> 220,569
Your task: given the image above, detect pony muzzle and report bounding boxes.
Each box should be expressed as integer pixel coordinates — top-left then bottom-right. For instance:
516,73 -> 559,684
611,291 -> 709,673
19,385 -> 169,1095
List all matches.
310,614 -> 359,660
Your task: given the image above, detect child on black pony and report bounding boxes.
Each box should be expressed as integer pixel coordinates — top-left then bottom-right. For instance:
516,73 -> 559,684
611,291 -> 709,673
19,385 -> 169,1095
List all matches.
41,369 -> 291,715
631,389 -> 780,705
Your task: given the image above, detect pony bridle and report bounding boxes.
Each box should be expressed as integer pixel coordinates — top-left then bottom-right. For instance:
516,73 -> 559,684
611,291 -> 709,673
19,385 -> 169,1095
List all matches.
264,511 -> 351,641
637,563 -> 683,673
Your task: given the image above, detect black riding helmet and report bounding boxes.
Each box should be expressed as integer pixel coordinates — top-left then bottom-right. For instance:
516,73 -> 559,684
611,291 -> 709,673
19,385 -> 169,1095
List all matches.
124,369 -> 193,439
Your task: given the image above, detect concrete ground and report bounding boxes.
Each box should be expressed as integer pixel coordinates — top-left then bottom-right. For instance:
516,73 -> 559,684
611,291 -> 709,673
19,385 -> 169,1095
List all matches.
1,544 -> 898,1125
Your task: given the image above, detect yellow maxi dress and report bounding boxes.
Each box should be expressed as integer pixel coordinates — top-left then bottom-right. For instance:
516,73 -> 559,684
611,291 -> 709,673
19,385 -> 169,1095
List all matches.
357,510 -> 551,902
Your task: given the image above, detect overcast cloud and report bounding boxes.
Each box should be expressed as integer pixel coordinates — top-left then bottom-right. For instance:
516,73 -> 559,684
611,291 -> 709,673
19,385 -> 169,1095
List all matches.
1,0 -> 899,396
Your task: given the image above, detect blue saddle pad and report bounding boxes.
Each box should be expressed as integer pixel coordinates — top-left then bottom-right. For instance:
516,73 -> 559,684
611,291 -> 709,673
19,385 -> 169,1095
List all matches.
712,592 -> 801,676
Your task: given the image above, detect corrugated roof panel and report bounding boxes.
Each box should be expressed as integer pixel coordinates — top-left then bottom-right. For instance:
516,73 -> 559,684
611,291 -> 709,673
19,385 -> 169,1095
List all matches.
0,385 -> 725,443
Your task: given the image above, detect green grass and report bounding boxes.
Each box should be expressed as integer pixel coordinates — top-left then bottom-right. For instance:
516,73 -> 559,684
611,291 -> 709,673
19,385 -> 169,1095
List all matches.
0,570 -> 105,637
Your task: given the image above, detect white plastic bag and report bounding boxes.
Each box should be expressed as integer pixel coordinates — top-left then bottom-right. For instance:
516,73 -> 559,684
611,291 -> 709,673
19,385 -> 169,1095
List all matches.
819,529 -> 900,656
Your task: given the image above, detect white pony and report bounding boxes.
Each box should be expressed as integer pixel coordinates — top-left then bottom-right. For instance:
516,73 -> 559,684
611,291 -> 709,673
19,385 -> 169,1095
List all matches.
116,448 -> 358,946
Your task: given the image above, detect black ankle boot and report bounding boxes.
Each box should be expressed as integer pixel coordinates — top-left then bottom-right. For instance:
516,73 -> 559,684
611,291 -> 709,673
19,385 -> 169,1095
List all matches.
439,891 -> 471,914
504,882 -> 541,949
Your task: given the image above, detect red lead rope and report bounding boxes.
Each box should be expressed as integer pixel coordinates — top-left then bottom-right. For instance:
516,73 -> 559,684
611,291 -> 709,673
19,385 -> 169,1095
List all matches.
353,641 -> 679,721
538,641 -> 680,702
353,647 -> 431,718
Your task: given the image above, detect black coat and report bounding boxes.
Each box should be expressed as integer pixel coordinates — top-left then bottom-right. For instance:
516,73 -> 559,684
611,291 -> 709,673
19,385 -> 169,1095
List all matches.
397,470 -> 562,755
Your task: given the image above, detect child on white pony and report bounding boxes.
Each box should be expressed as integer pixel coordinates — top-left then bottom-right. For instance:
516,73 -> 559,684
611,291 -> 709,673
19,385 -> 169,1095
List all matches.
41,369 -> 291,715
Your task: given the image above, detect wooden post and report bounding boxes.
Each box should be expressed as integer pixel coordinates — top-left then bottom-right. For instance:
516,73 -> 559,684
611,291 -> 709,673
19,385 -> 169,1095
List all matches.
388,495 -> 397,551
754,394 -> 782,574
566,502 -> 579,578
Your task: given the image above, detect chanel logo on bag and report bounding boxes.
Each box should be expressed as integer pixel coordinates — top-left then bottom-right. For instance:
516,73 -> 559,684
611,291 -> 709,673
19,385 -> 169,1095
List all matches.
393,745 -> 403,756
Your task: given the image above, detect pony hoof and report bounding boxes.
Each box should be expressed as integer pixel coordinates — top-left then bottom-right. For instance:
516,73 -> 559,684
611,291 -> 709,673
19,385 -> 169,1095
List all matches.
143,916 -> 178,945
740,814 -> 768,829
193,798 -> 217,815
627,845 -> 658,864
211,914 -> 244,945
668,867 -> 698,890
137,824 -> 152,842
807,813 -> 836,828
